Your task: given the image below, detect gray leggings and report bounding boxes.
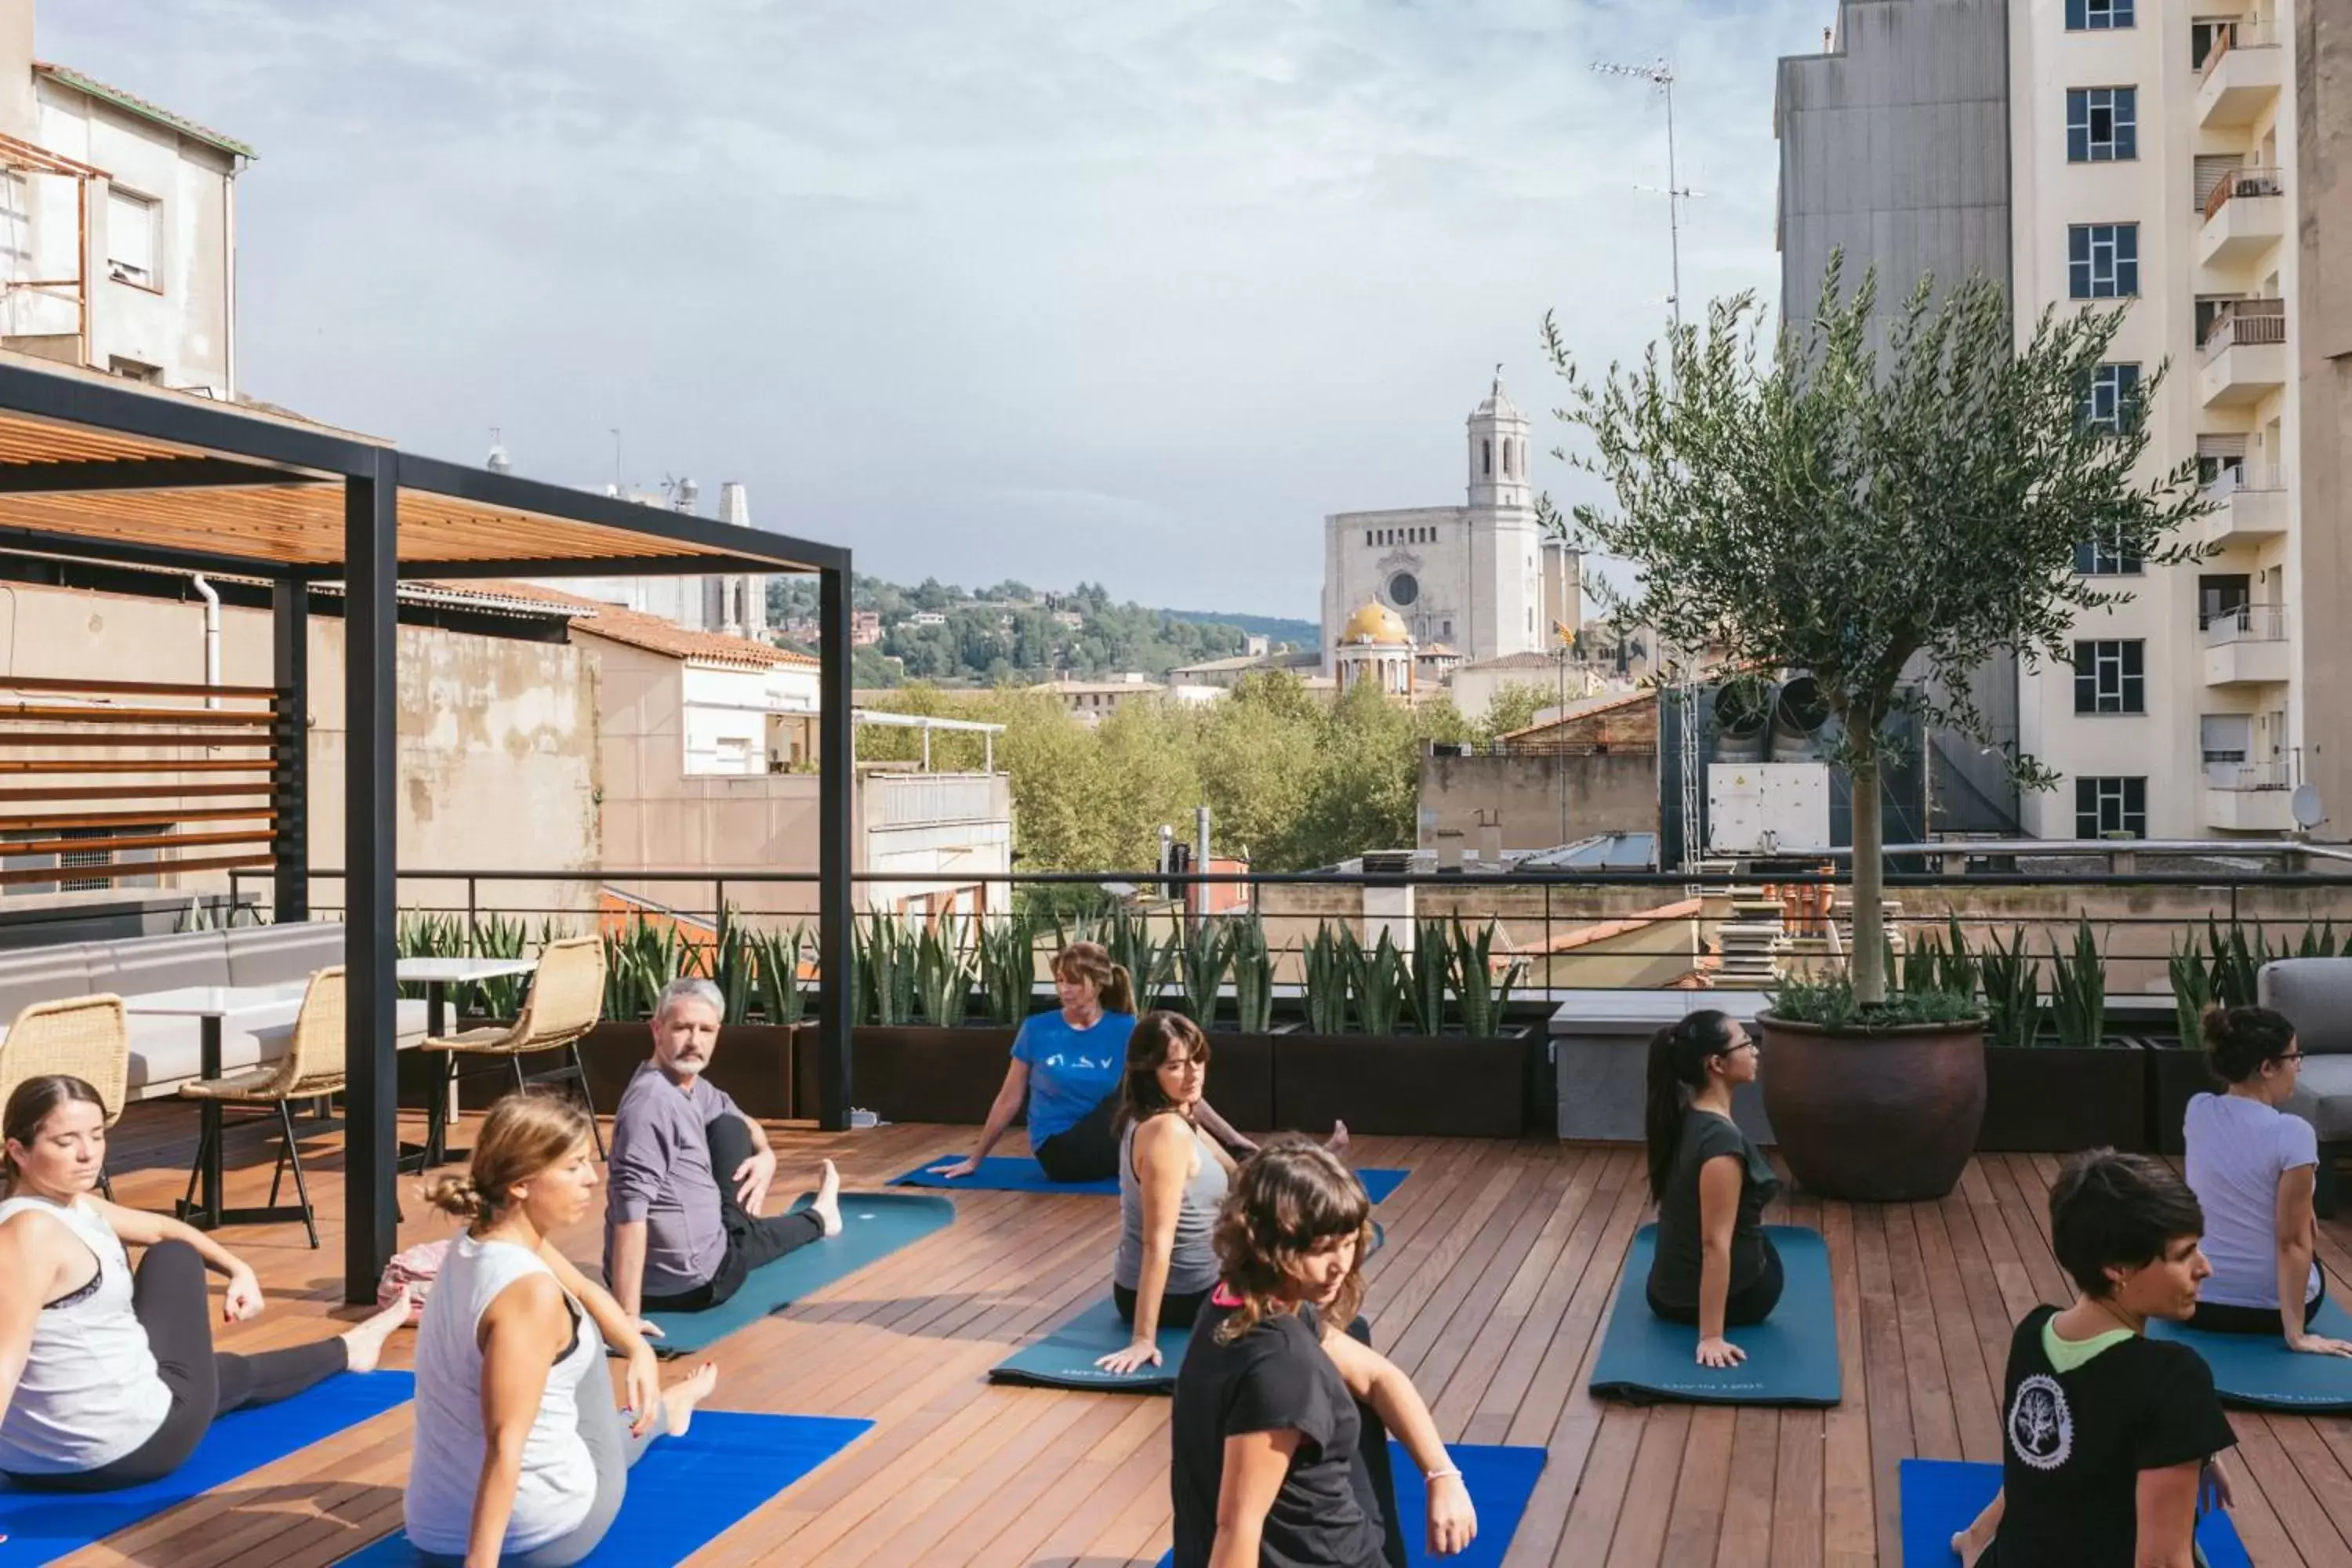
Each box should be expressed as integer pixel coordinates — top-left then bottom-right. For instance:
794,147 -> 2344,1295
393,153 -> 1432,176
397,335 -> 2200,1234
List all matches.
416,1367 -> 662,1568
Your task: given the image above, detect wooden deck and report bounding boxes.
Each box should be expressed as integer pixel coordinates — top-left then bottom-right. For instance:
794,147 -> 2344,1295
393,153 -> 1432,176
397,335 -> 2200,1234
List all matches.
45,1104 -> 2352,1566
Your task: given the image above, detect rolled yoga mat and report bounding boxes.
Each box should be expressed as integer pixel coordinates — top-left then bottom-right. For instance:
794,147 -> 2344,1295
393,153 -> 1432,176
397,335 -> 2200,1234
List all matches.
1898,1457 -> 2251,1568
2147,1294 -> 2352,1410
633,1191 -> 956,1356
891,1156 -> 1410,1203
1153,1440 -> 1547,1568
1587,1225 -> 1842,1406
0,1370 -> 413,1564
337,1410 -> 873,1566
989,1297 -> 1192,1392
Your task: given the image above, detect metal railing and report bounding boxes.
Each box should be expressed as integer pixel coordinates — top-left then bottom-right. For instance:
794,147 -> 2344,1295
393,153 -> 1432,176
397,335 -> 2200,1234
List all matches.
2203,166 -> 2284,223
2201,297 -> 2287,356
2201,17 -> 2282,81
2203,603 -> 2288,644
2204,758 -> 2293,792
2202,461 -> 2284,498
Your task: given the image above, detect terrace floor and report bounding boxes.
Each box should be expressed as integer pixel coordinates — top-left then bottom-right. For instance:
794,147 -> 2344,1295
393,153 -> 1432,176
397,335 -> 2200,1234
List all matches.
46,1105 -> 2352,1566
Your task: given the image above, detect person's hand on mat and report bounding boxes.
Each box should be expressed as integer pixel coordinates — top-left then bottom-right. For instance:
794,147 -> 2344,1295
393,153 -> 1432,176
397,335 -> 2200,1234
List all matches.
2287,1330 -> 2352,1358
622,1341 -> 664,1439
634,1319 -> 666,1340
1694,1334 -> 1746,1368
1095,1338 -> 1163,1375
1425,1471 -> 1477,1556
2201,1456 -> 2234,1515
222,1263 -> 265,1323
928,1157 -> 979,1180
734,1142 -> 778,1212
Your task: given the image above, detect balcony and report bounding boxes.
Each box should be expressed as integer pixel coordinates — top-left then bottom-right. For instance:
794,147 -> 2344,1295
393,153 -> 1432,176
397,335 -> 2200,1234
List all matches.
2197,20 -> 2284,129
2204,758 -> 2297,833
2198,169 -> 2285,268
2203,603 -> 2291,686
2199,297 -> 2287,408
2201,463 -> 2288,546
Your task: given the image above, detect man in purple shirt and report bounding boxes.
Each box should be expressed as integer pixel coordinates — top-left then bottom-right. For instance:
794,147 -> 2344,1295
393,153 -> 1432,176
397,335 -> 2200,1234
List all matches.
604,977 -> 843,1315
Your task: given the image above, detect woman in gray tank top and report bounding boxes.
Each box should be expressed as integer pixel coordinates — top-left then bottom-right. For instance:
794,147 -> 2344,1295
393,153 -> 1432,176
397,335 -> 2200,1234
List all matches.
1098,1012 -> 1236,1376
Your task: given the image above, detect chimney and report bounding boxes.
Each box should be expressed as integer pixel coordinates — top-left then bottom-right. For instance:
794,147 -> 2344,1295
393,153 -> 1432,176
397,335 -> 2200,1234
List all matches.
719,481 -> 750,527
674,477 -> 699,514
0,1 -> 36,143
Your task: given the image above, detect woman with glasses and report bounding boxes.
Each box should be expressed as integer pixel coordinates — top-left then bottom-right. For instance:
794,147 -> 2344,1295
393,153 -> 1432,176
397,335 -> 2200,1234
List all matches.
1643,1011 -> 1781,1368
2181,1005 -> 2352,1355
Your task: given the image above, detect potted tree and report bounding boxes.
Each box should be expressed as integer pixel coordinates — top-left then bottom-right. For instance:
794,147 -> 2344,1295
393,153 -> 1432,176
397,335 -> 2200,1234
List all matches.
1548,257 -> 2209,1200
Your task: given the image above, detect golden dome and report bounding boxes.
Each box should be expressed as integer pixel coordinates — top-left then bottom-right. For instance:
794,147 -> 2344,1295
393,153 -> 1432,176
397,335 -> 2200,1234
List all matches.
1340,601 -> 1412,648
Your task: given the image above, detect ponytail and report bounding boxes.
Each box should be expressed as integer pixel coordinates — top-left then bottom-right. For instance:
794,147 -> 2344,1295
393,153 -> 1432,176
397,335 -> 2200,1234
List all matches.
1051,942 -> 1134,1014
419,1174 -> 485,1219
1645,1010 -> 1740,1200
1102,964 -> 1136,1015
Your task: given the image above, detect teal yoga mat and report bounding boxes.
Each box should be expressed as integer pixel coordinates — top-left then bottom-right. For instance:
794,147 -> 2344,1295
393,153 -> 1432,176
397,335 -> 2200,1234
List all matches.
1899,1457 -> 2250,1568
2148,1294 -> 2352,1410
633,1191 -> 954,1356
989,1297 -> 1191,1392
0,1371 -> 412,1564
336,1410 -> 871,1566
891,1157 -> 1410,1203
1587,1225 -> 1842,1406
1153,1441 -> 1546,1568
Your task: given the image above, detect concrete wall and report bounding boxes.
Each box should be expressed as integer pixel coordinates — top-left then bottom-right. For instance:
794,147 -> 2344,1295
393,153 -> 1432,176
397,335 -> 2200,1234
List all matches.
1417,751 -> 1659,856
2296,0 -> 2352,829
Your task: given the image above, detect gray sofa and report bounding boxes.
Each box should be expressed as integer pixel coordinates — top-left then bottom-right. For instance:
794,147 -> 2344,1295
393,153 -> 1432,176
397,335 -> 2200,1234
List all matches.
0,923 -> 426,1101
2258,957 -> 2352,1215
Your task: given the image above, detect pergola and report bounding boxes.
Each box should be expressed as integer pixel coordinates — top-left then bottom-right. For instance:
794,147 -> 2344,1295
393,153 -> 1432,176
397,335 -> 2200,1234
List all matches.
0,357 -> 855,1302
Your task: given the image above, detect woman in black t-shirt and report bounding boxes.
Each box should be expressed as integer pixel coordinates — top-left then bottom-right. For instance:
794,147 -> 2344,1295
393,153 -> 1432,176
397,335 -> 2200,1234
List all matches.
1954,1149 -> 2239,1568
1170,1138 -> 1475,1568
1644,1011 -> 1782,1368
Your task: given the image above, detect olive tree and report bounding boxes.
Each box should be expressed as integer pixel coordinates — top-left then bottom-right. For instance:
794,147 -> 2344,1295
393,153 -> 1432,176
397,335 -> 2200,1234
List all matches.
1542,260 -> 2210,1004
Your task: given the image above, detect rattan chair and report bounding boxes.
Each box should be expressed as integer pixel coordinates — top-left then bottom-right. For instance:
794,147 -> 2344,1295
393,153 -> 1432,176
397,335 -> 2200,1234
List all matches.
178,965 -> 347,1248
0,994 -> 130,1199
421,936 -> 608,1165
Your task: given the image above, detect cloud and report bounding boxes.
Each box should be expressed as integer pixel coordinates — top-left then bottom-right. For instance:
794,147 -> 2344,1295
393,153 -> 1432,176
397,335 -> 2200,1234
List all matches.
42,0 -> 1824,617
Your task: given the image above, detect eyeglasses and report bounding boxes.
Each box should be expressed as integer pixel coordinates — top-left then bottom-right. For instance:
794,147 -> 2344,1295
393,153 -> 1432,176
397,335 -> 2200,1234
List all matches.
2277,1051 -> 2307,1065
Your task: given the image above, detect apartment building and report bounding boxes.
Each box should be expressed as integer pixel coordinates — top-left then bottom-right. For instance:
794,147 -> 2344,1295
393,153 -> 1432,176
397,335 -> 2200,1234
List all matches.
1783,0 -> 2344,840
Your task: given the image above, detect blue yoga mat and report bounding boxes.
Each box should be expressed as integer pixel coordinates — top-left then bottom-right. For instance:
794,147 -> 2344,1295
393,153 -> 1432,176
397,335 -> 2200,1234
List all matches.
891,1156 -> 1409,1203
1899,1457 -> 2251,1568
989,1297 -> 1191,1392
0,1370 -> 412,1564
1154,1440 -> 1545,1568
2147,1294 -> 2352,1410
1588,1225 -> 1842,1406
633,1191 -> 955,1356
337,1410 -> 871,1566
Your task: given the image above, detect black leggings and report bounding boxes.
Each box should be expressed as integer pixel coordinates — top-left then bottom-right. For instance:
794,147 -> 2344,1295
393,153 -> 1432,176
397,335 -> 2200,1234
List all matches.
1033,1091 -> 1120,1184
1648,1232 -> 1787,1330
1112,1282 -> 1211,1330
8,1239 -> 347,1492
640,1116 -> 826,1313
2187,1274 -> 2328,1336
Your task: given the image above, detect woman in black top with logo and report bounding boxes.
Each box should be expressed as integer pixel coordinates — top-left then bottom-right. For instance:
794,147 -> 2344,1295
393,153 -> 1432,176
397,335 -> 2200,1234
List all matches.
1953,1149 -> 2239,1568
1645,1011 -> 1782,1367
1169,1138 -> 1475,1568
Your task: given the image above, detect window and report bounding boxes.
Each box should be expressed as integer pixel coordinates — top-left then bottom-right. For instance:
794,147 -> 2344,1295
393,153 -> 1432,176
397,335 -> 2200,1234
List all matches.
2068,223 -> 2139,299
2067,88 -> 2137,162
2074,525 -> 2142,575
2074,776 -> 2147,839
2190,18 -> 2234,67
1482,439 -> 1492,476
2074,640 -> 2145,713
2064,0 -> 2132,29
1388,571 -> 1420,607
2078,364 -> 2142,433
105,188 -> 158,289
1365,530 -> 1373,547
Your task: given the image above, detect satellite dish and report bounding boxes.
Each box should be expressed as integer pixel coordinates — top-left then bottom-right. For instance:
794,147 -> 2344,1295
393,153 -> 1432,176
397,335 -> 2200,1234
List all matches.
2292,783 -> 2327,830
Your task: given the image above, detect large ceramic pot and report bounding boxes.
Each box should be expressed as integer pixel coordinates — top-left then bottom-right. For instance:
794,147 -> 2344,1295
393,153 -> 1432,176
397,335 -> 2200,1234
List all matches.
1757,1011 -> 1987,1200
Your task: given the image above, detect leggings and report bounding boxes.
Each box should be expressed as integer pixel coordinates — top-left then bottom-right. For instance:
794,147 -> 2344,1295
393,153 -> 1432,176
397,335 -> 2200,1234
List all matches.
2187,1274 -> 2328,1337
7,1240 -> 347,1493
1033,1091 -> 1120,1184
640,1116 -> 826,1313
1112,1281 -> 1212,1330
1647,1232 -> 1787,1330
416,1362 -> 662,1568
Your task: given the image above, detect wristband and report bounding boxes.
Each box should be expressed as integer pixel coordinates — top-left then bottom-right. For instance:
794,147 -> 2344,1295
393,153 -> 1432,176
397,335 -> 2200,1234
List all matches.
1425,1467 -> 1463,1483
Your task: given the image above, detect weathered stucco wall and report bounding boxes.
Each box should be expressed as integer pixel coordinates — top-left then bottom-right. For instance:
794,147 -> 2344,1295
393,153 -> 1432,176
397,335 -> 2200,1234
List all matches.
1417,750 -> 1659,856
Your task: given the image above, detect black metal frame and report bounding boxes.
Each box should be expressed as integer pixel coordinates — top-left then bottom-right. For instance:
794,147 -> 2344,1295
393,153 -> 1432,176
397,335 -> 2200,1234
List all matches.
0,361 -> 857,1303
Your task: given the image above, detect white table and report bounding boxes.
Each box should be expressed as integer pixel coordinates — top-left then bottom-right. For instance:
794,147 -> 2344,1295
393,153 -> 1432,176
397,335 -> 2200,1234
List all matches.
398,956 -> 540,1167
122,984 -> 313,1230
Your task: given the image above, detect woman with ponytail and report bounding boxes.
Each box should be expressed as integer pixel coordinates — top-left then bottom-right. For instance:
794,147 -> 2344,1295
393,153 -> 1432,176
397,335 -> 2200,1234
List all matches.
1643,1011 -> 1782,1367
931,939 -> 1255,1184
0,1075 -> 407,1491
405,1091 -> 718,1566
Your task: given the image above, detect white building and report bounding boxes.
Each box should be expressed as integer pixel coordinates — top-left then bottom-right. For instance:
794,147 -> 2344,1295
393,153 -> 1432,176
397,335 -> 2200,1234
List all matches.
0,5 -> 246,396
1322,376 -> 1581,671
543,479 -> 771,645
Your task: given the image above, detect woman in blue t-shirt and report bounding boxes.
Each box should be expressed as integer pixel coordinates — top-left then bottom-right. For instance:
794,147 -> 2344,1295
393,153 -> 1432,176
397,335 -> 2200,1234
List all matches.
928,942 -> 1255,1183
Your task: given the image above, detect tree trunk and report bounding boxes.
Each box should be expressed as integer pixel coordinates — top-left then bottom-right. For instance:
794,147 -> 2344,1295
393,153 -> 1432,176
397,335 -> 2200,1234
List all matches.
1851,751 -> 1886,1004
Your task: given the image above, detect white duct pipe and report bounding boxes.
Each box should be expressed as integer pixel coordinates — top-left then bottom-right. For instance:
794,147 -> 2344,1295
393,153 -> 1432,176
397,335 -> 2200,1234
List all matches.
191,575 -> 220,707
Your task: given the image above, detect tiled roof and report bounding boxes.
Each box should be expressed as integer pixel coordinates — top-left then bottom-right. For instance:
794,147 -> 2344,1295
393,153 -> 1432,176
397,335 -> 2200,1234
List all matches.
1497,686 -> 1654,741
447,579 -> 818,670
35,63 -> 256,160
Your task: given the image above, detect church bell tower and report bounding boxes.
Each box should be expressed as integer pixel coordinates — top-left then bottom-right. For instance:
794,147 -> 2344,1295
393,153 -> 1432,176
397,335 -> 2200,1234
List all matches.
1466,368 -> 1531,512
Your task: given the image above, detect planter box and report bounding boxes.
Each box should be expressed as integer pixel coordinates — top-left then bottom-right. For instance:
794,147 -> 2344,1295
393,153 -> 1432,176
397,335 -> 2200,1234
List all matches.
580,1020 -> 803,1120
851,1025 -> 1018,1124
1200,1029 -> 1276,1134
1272,1029 -> 1531,1138
1978,1040 -> 2148,1153
2146,1039 -> 2219,1156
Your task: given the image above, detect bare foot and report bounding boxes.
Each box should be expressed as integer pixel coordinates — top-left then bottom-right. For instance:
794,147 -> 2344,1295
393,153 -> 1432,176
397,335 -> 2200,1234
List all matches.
341,1290 -> 412,1373
661,1360 -> 719,1437
811,1159 -> 844,1237
1952,1523 -> 1994,1567
1327,1120 -> 1350,1158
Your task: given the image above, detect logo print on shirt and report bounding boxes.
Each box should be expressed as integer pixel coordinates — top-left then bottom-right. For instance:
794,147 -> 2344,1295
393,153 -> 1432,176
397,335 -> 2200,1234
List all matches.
2007,1374 -> 2073,1471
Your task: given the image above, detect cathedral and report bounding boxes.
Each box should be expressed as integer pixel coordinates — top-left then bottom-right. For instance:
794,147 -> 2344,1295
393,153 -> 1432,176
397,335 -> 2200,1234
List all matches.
1320,374 -> 1579,673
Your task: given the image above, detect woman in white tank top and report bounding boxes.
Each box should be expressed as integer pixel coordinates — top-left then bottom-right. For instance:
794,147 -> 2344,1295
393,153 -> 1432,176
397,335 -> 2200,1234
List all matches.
405,1091 -> 719,1568
0,1075 -> 407,1490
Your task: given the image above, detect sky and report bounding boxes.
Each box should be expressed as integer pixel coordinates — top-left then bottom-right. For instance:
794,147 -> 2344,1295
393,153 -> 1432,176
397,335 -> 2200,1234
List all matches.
45,0 -> 1832,621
